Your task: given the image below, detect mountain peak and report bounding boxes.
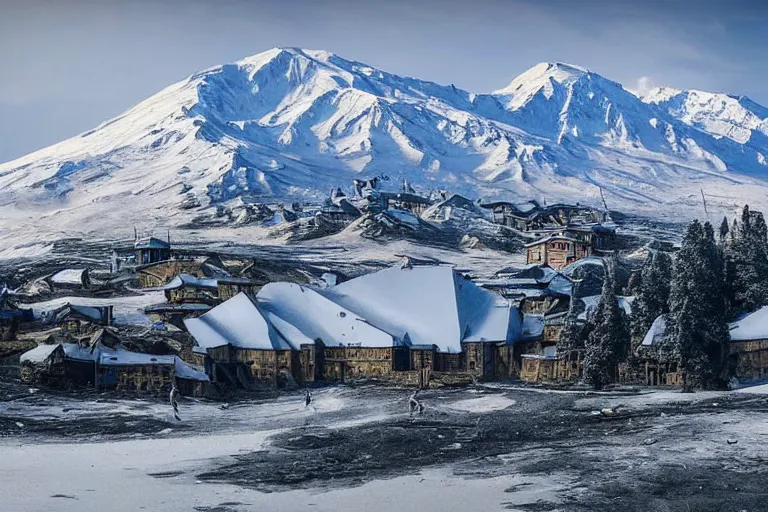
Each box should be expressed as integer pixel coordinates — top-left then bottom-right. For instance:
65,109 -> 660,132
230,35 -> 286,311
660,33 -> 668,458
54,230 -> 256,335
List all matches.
493,61 -> 588,96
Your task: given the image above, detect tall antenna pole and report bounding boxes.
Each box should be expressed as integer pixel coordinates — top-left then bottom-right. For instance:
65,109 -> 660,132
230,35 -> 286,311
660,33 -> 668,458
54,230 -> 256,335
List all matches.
599,187 -> 609,211
700,188 -> 708,216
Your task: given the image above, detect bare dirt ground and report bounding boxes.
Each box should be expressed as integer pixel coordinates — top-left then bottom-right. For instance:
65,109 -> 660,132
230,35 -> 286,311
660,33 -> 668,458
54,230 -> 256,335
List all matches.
2,380 -> 768,512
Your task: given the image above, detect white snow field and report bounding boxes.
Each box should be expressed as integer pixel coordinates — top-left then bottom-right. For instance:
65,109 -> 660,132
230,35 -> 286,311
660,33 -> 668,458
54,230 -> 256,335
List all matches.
2,49 -> 768,255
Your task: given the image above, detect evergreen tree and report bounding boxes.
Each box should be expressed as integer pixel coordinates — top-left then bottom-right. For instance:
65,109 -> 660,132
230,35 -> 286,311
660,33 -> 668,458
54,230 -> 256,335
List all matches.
665,220 -> 730,391
718,216 -> 729,246
582,258 -> 628,389
558,263 -> 607,353
630,250 -> 672,342
726,205 -> 768,312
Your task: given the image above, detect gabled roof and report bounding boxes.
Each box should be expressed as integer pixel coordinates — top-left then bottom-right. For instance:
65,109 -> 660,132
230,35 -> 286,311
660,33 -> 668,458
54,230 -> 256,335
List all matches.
729,306 -> 768,341
50,268 -> 88,286
160,274 -> 219,291
523,232 -> 582,248
134,237 -> 170,249
641,314 -> 668,346
51,303 -> 110,325
463,304 -> 522,343
184,292 -> 294,351
257,282 -> 397,348
99,348 -> 175,366
322,265 -> 519,352
20,343 -> 63,364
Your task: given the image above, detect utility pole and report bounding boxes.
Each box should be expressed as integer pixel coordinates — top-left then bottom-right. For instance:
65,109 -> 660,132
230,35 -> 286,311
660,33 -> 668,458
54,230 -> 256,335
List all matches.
599,186 -> 609,212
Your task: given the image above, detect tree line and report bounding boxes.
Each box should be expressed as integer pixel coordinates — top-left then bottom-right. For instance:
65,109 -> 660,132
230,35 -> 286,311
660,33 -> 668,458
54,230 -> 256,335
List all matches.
558,205 -> 768,391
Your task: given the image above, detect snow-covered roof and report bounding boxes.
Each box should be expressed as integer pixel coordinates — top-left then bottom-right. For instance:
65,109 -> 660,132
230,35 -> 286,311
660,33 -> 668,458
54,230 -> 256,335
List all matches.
50,269 -> 87,285
159,274 -> 218,291
522,314 -> 545,339
62,342 -> 97,362
729,306 -> 768,341
384,208 -> 421,229
185,292 -> 294,351
257,282 -> 397,348
262,309 -> 316,348
99,348 -> 175,366
463,304 -> 522,343
322,265 -> 520,352
174,358 -> 209,381
20,344 -> 62,364
641,315 -> 668,346
145,302 -> 213,313
134,237 -> 170,249
577,295 -> 634,320
545,257 -> 605,296
523,233 -> 581,248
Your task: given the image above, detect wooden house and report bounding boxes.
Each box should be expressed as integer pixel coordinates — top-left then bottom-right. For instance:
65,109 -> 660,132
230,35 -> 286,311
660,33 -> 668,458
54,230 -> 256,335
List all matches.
19,344 -> 66,385
257,283 -> 401,384
161,274 -> 219,304
21,340 -> 209,395
322,265 -> 523,382
480,200 -> 605,232
216,277 -> 261,301
47,304 -> 114,334
727,306 -> 768,382
144,303 -> 212,330
524,233 -> 591,270
184,292 -> 305,387
0,289 -> 34,341
134,237 -> 171,266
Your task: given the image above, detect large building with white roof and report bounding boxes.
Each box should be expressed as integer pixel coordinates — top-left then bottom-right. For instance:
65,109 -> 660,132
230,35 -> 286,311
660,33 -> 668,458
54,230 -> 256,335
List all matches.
184,264 -> 525,387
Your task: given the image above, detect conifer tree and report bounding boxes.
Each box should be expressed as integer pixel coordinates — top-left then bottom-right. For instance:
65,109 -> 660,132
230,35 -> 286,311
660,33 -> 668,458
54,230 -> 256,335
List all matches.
726,205 -> 768,313
718,216 -> 729,246
558,264 -> 604,353
631,250 -> 672,342
666,220 -> 730,391
582,258 -> 628,389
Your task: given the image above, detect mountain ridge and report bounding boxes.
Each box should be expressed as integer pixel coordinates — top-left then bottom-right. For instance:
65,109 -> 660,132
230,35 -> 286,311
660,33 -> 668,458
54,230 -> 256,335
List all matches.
2,47 -> 768,252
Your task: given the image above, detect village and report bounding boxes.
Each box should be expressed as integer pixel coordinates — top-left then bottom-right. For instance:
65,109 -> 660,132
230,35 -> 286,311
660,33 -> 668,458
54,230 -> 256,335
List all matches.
1,177 -> 767,400
3,182 -> 768,512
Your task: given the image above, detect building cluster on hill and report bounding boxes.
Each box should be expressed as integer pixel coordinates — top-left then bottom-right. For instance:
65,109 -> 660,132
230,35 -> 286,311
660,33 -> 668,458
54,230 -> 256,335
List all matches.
9,200 -> 768,397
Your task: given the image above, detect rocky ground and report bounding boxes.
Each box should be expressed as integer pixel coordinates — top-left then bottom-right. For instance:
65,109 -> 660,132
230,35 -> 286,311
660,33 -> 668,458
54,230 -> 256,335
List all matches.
1,381 -> 767,512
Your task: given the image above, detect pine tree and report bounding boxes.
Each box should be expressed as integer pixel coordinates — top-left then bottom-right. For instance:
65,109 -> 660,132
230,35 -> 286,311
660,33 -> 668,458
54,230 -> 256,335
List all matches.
719,216 -> 730,248
631,250 -> 672,343
665,220 -> 730,391
582,258 -> 628,389
726,205 -> 768,313
558,264 -> 602,353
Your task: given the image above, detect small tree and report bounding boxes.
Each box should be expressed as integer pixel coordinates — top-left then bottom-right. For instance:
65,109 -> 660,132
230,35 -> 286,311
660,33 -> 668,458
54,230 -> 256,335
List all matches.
582,258 -> 628,389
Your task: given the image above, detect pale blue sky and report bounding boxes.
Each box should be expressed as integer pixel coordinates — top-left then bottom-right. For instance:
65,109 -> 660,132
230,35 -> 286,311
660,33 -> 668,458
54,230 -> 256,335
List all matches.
1,0 -> 766,162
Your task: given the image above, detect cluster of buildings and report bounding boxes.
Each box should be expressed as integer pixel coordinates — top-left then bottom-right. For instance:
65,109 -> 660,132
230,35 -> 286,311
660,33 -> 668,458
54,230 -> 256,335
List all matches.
184,262 -> 524,388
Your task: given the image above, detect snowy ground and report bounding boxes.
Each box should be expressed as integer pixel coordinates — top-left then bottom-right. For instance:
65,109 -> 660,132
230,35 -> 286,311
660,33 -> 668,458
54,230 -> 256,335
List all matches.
2,384 -> 767,512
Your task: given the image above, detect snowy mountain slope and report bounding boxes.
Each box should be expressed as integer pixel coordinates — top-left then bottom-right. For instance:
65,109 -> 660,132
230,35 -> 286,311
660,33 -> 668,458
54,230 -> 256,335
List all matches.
642,87 -> 768,162
2,48 -> 768,253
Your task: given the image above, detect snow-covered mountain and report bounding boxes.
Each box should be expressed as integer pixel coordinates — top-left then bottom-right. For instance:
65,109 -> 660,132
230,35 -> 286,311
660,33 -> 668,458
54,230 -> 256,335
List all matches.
2,48 -> 768,252
642,86 -> 768,157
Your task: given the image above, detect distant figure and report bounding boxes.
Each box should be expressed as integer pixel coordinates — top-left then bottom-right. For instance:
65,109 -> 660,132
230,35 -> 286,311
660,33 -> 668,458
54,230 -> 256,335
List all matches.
304,389 -> 312,408
409,390 -> 424,415
170,384 -> 181,421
